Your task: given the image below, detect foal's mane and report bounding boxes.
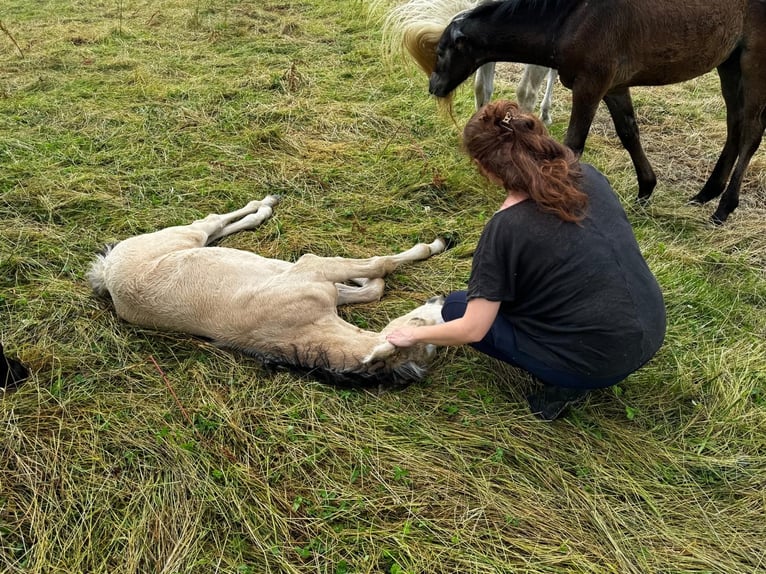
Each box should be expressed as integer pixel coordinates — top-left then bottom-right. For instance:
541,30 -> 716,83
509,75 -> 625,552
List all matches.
235,343 -> 427,391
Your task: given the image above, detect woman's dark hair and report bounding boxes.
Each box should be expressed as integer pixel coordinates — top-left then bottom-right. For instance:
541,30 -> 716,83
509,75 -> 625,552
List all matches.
462,100 -> 587,222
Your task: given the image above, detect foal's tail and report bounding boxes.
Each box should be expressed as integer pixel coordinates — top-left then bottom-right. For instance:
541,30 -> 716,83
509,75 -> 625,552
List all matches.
86,244 -> 115,299
377,0 -> 478,74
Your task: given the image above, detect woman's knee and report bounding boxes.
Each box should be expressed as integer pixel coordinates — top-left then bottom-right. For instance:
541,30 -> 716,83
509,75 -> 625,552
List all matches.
441,290 -> 468,322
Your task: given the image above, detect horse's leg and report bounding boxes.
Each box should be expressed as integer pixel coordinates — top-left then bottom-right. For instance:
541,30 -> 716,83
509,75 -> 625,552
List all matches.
474,62 -> 496,109
710,126 -> 763,224
292,238 -> 446,284
198,196 -> 280,244
335,278 -> 386,305
539,69 -> 557,126
709,69 -> 766,224
602,88 -> 657,201
517,64 -> 548,114
563,78 -> 607,158
689,52 -> 743,206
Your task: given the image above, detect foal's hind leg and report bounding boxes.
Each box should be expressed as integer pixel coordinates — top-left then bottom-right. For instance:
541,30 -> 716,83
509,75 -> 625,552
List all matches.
293,238 -> 447,284
194,196 -> 280,244
335,278 -> 386,305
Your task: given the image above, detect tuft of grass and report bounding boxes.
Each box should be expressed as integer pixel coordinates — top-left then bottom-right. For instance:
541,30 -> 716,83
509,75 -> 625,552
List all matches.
1,1 -> 764,573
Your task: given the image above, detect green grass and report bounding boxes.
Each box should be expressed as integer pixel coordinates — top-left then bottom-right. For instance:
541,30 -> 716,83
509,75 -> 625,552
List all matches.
1,1 -> 765,572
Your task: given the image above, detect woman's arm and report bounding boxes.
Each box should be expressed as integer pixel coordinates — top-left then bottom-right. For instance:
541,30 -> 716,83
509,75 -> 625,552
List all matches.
386,298 -> 501,347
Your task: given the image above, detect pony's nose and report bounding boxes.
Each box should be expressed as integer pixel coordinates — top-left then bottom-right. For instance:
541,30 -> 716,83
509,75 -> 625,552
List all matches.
428,73 -> 447,97
426,295 -> 445,305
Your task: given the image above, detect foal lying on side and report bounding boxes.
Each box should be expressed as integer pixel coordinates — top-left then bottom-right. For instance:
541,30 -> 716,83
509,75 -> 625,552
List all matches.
87,197 -> 448,387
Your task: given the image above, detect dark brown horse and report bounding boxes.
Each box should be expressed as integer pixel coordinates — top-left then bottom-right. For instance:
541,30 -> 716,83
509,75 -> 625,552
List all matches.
391,0 -> 766,224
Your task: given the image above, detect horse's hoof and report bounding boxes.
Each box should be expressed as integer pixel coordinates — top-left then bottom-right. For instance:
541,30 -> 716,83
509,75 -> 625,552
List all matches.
635,195 -> 651,207
687,195 -> 705,206
2,357 -> 29,390
709,211 -> 727,226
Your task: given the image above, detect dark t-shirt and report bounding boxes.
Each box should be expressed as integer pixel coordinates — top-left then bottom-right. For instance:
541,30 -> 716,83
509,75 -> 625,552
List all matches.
467,164 -> 666,378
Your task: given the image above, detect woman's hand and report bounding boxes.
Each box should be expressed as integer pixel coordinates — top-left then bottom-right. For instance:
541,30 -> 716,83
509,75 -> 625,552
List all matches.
386,328 -> 419,348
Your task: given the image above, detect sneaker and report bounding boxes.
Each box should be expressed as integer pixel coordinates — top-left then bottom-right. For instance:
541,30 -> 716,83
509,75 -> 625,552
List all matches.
526,385 -> 589,421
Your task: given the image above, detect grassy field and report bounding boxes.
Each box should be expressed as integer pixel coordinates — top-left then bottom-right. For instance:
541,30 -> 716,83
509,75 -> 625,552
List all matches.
1,1 -> 765,572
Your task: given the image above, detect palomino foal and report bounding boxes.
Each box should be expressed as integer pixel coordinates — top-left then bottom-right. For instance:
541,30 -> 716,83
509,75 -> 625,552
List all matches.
87,197 -> 447,387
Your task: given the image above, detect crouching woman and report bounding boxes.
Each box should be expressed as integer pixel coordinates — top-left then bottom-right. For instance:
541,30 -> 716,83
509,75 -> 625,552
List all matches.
386,100 -> 666,420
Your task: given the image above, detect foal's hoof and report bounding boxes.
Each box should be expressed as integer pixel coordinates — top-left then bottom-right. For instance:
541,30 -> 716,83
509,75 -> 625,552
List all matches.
263,195 -> 281,207
440,232 -> 460,251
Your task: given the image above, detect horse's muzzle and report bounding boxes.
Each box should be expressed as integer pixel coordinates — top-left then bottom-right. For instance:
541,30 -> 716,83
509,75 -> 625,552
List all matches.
428,73 -> 450,98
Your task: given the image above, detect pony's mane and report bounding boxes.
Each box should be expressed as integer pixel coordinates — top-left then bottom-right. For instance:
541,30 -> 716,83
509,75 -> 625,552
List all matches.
235,343 -> 429,391
382,0 -> 491,74
383,0 -> 576,75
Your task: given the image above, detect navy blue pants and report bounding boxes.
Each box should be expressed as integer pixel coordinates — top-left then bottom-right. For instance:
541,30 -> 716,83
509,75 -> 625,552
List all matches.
442,291 -> 630,389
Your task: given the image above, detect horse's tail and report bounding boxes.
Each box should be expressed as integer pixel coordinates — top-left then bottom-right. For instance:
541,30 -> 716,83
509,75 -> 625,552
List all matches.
377,0 -> 478,75
86,244 -> 116,299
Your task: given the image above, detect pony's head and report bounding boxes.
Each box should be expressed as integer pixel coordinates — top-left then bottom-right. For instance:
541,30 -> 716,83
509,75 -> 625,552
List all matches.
384,0 -> 485,104
262,296 -> 446,391
429,13 -> 485,100
361,295 -> 446,384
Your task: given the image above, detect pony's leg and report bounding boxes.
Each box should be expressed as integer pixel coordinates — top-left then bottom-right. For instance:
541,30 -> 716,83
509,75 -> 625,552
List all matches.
710,126 -> 763,224
335,278 -> 386,305
474,62 -> 496,109
709,18 -> 766,223
517,65 -> 548,114
602,88 -> 657,200
539,69 -> 557,126
293,238 -> 446,285
563,79 -> 606,158
709,78 -> 766,224
131,196 -> 279,254
689,52 -> 743,207
197,195 -> 280,244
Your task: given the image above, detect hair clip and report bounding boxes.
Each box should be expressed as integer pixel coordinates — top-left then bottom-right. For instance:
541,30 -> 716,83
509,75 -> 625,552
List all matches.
499,111 -> 515,132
